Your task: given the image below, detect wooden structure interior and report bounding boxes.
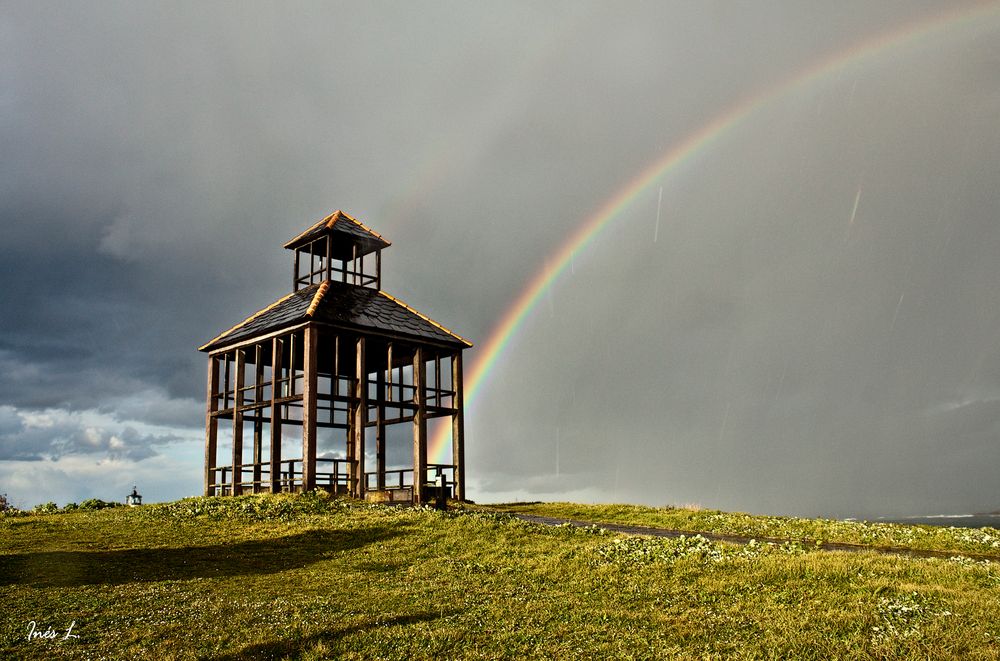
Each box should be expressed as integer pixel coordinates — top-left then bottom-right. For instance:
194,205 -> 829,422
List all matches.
199,211 -> 472,504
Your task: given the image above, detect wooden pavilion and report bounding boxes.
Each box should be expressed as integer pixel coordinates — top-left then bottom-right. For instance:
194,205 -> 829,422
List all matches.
198,211 -> 472,504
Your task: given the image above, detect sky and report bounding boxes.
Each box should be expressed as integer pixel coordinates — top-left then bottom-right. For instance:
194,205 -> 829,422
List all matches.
3,1 -> 1000,518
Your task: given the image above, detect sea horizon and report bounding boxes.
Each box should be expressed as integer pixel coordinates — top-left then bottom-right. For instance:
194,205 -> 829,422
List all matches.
858,513 -> 1000,529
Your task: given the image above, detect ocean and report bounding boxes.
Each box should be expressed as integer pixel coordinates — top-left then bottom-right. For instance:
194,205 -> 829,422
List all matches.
867,514 -> 1000,529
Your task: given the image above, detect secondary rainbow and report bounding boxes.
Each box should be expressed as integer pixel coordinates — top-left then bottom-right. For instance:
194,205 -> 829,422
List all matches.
429,1 -> 1000,464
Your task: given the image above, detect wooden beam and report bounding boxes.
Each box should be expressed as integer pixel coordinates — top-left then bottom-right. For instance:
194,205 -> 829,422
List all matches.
301,325 -> 318,491
231,349 -> 246,495
269,337 -> 283,492
204,356 -> 219,496
353,336 -> 367,498
452,351 -> 465,502
412,347 -> 427,504
376,249 -> 381,290
206,321 -> 310,356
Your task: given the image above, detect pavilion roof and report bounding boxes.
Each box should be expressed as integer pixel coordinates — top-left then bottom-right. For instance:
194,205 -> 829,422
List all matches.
283,210 -> 390,254
199,280 -> 471,352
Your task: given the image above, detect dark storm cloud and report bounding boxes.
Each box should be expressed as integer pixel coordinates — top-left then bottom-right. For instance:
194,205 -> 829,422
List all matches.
2,1 -> 999,513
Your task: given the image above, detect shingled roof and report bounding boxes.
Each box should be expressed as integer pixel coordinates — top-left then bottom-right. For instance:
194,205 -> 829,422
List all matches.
283,210 -> 390,256
199,280 -> 471,352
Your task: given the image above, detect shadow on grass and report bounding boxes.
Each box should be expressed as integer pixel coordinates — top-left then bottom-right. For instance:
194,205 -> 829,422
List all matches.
210,611 -> 454,661
0,525 -> 406,588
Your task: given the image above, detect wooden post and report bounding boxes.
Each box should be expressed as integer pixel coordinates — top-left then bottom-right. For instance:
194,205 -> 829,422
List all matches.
287,332 -> 296,396
222,353 -> 231,410
376,250 -> 381,290
204,356 -> 219,496
301,325 -> 318,491
293,249 -> 300,291
386,343 -> 393,402
252,344 -> 264,493
231,349 -> 246,495
333,334 -> 340,398
434,353 -> 441,406
376,360 -> 386,491
353,336 -> 367,498
412,347 -> 427,504
269,337 -> 283,492
306,242 -> 312,285
452,351 -> 465,502
344,335 -> 355,483
325,235 -> 332,282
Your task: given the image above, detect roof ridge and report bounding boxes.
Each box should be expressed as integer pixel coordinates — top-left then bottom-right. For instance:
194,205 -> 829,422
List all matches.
197,287 -> 309,351
323,210 -> 343,229
334,210 -> 391,245
283,209 -> 392,249
306,280 -> 330,317
377,290 -> 472,347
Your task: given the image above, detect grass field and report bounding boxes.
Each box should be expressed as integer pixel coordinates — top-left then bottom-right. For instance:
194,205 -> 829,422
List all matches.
3,492 -> 1000,659
487,502 -> 1000,558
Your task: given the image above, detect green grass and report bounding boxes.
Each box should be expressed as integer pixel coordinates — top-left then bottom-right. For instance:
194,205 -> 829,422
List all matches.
1,493 -> 999,659
485,501 -> 1000,558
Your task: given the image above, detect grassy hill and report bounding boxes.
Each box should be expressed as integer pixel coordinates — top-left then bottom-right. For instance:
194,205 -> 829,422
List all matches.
3,493 -> 1000,659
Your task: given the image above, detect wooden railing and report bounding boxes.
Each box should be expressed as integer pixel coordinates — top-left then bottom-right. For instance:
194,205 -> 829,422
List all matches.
210,461 -> 454,498
210,457 -> 351,495
364,464 -> 455,492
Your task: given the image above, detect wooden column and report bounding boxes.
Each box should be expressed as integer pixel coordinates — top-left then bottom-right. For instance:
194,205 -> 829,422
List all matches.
332,332 -> 341,478
252,344 -> 264,493
386,343 -> 393,402
451,351 -> 466,502
222,354 -> 231,410
353,337 -> 367,498
231,349 -> 246,495
412,347 -> 427,504
269,337 -> 283,493
434,354 -> 441,406
308,241 -> 315,285
375,359 -> 386,491
293,249 -> 300,291
325,235 -> 332,282
301,326 -> 318,491
204,356 -> 219,496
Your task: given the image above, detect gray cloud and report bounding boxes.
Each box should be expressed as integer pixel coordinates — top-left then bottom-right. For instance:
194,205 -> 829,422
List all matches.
0,406 -> 183,462
2,1 -> 1000,513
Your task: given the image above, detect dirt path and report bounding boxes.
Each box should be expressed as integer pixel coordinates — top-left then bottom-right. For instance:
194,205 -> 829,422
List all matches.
509,513 -> 999,562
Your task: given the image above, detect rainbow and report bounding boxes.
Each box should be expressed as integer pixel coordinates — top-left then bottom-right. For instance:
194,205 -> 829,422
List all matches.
429,1 -> 1000,464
